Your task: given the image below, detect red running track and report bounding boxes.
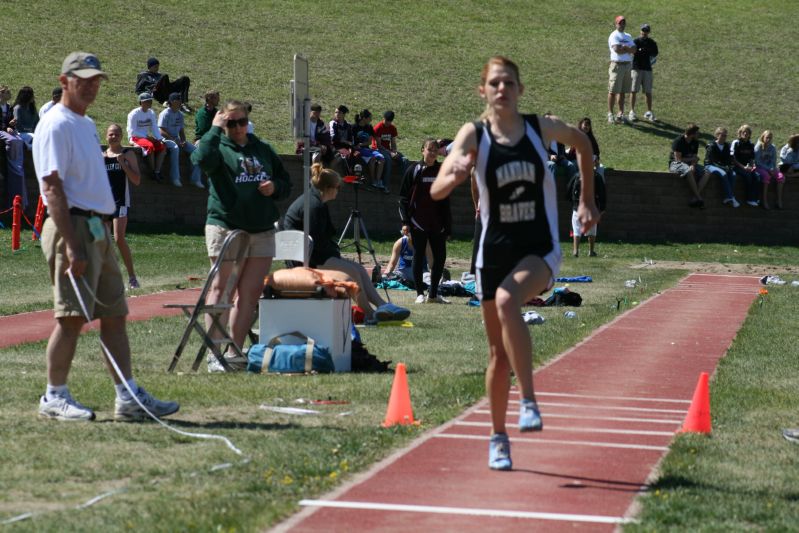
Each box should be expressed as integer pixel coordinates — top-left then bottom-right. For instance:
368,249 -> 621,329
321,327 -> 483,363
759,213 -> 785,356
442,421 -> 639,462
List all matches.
0,288 -> 199,349
274,273 -> 761,532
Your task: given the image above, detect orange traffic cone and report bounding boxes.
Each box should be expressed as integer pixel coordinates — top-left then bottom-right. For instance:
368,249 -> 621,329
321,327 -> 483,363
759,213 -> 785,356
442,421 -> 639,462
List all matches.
382,363 -> 415,427
680,372 -> 712,434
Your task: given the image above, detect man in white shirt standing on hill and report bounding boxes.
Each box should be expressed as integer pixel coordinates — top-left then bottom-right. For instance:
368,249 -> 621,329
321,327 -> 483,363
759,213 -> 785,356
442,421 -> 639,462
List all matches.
607,15 -> 636,124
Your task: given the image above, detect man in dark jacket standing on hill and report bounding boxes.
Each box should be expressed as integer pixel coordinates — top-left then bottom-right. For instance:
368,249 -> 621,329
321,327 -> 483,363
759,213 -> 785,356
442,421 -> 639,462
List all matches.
629,23 -> 659,122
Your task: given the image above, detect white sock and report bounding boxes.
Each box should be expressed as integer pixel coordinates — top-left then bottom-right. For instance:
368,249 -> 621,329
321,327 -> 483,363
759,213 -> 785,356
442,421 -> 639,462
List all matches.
115,378 -> 139,401
46,383 -> 69,401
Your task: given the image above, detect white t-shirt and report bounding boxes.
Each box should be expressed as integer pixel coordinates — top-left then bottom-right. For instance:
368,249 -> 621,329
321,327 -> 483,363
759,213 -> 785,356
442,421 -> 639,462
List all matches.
38,100 -> 56,118
608,30 -> 634,62
127,107 -> 162,140
33,103 -> 115,214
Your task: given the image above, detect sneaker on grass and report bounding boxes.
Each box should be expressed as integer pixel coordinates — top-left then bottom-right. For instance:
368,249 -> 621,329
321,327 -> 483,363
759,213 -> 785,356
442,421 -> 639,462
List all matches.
114,387 -> 179,421
207,352 -> 248,373
39,394 -> 96,421
488,432 -> 512,471
374,303 -> 410,322
628,110 -> 637,122
426,295 -> 450,304
414,294 -> 426,304
607,112 -> 614,124
519,398 -> 543,432
783,428 -> 799,443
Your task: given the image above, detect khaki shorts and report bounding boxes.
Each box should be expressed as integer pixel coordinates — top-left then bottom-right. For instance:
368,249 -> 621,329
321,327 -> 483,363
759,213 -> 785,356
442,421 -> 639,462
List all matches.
41,216 -> 128,319
632,69 -> 653,93
205,224 -> 276,258
608,61 -> 632,93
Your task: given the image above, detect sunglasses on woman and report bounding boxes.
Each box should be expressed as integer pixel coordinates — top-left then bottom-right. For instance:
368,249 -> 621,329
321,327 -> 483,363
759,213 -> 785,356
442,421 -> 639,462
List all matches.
226,117 -> 248,128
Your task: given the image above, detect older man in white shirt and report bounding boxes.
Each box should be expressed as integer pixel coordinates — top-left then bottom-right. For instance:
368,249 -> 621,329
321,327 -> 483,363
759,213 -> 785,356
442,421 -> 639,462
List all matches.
607,15 -> 636,124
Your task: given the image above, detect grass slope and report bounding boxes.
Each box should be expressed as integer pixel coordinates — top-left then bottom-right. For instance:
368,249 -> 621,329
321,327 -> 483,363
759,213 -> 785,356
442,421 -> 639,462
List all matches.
2,1 -> 797,171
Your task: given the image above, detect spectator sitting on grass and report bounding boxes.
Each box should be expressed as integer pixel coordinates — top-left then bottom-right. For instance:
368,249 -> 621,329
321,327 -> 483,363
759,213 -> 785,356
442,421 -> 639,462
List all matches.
669,123 -> 710,208
0,84 -> 26,209
778,134 -> 799,180
383,224 -> 428,288
704,127 -> 739,207
353,110 -> 387,191
158,92 -> 204,188
134,57 -> 192,112
127,92 -> 167,182
730,124 -> 760,207
38,87 -> 62,117
297,103 -> 332,164
373,110 -> 409,189
12,86 -> 38,150
568,117 -> 605,178
754,129 -> 784,210
543,112 -> 577,180
194,89 -> 219,143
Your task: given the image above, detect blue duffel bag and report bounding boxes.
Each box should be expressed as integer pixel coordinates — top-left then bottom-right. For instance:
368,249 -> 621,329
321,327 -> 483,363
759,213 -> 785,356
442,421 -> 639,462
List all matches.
247,331 -> 335,374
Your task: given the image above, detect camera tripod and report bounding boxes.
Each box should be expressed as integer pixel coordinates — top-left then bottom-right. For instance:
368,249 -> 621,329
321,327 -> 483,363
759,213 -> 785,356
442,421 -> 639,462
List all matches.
338,170 -> 391,301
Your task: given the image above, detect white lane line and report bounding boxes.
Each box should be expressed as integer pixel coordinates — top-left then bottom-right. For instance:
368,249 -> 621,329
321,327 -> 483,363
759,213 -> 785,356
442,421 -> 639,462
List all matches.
515,391 -> 691,404
515,401 -> 686,414
454,421 -> 675,436
299,499 -> 635,525
473,409 -> 682,425
434,433 -> 669,451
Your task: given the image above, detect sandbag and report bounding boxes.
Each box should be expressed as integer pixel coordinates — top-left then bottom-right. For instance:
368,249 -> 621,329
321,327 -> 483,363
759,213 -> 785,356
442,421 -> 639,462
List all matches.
264,267 -> 360,299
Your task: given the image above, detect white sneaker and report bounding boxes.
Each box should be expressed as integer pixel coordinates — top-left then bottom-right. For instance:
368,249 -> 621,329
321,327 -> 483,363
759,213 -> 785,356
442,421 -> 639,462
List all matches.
628,110 -> 637,122
644,111 -> 655,121
207,352 -> 248,373
39,394 -> 96,421
731,198 -> 740,208
414,294 -> 426,304
607,112 -> 615,124
114,387 -> 179,421
426,295 -> 451,304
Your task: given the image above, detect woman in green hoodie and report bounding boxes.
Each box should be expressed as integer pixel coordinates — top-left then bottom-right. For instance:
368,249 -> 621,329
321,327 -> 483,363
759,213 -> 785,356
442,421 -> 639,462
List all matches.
192,99 -> 292,371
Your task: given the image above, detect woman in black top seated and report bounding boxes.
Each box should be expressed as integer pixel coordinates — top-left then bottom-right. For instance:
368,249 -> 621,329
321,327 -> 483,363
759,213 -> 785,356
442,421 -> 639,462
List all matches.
283,163 -> 409,323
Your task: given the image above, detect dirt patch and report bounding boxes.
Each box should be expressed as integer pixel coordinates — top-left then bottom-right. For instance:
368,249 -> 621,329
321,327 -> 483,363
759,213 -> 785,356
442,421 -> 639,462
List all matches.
630,260 -> 799,276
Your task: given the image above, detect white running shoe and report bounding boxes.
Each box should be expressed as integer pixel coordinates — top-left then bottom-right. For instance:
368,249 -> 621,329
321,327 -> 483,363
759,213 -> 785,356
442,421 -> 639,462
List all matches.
628,110 -> 637,122
39,394 -> 96,421
644,111 -> 656,122
414,294 -> 426,304
607,112 -> 615,124
114,387 -> 179,421
426,295 -> 451,304
207,352 -> 248,373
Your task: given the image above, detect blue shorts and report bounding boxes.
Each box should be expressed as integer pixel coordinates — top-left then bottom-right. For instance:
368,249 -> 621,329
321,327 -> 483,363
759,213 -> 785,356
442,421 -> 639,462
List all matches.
358,148 -> 385,163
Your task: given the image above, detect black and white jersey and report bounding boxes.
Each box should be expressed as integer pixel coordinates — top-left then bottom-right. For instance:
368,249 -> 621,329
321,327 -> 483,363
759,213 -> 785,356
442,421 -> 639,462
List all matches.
104,153 -> 130,209
472,114 -> 560,275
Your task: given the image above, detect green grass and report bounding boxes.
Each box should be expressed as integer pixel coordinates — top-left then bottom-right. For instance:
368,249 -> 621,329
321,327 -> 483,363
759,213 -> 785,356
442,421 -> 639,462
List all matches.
2,1 -> 798,172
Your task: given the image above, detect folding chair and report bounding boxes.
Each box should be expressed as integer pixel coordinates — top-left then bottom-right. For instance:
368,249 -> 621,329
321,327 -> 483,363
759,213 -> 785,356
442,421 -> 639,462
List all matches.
165,229 -> 250,372
274,229 -> 311,263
